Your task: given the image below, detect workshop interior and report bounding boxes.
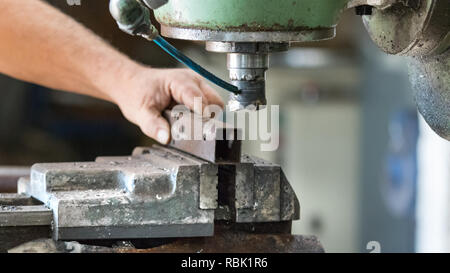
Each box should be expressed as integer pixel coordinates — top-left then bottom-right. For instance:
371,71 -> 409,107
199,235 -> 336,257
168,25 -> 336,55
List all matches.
0,0 -> 449,253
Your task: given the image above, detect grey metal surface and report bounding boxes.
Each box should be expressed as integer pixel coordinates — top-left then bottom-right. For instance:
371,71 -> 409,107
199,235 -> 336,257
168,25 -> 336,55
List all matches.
0,193 -> 39,206
227,53 -> 268,111
0,205 -> 52,227
280,171 -> 301,221
2,132 -> 299,241
205,42 -> 289,54
22,145 -> 216,240
0,193 -> 52,252
165,110 -> 242,163
206,42 -> 290,111
0,194 -> 52,227
216,155 -> 300,223
132,146 -> 219,210
237,156 -> 281,222
199,164 -> 219,210
408,49 -> 450,140
161,25 -> 335,43
57,223 -> 213,240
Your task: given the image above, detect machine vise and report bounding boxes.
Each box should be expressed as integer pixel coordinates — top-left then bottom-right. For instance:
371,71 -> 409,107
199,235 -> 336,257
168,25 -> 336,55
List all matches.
0,112 -> 320,253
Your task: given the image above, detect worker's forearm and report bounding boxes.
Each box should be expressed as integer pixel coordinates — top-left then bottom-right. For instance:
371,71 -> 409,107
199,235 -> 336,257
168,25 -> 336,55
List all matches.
0,0 -> 225,144
0,0 -> 139,102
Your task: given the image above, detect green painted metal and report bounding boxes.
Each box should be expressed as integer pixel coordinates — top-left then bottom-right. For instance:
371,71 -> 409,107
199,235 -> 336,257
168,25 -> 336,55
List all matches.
154,0 -> 350,31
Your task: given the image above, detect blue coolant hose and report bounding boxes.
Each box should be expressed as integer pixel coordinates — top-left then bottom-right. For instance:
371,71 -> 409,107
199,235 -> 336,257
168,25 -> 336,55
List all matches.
153,36 -> 240,95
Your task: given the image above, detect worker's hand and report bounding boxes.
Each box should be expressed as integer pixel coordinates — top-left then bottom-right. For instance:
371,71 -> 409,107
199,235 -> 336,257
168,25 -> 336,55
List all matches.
110,66 -> 224,145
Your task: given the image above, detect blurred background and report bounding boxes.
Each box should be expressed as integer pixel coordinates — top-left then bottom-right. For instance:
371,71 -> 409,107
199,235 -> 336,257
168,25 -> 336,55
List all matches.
0,1 -> 449,252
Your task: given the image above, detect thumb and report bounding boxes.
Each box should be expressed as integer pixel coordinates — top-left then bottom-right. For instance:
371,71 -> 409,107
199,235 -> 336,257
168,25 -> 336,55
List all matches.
138,107 -> 171,145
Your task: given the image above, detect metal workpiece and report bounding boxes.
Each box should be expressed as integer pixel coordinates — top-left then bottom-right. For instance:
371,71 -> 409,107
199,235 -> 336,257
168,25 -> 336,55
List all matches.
155,0 -> 349,42
362,0 -> 450,57
165,110 -> 242,163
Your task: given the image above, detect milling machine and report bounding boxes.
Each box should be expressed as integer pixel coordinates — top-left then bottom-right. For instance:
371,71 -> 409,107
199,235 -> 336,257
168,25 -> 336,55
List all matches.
110,0 -> 449,139
0,0 -> 448,253
0,110 -> 314,253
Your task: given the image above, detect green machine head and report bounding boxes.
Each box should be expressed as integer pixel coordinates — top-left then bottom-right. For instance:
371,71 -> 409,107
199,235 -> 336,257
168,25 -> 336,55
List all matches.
110,0 -> 449,139
153,0 -> 349,110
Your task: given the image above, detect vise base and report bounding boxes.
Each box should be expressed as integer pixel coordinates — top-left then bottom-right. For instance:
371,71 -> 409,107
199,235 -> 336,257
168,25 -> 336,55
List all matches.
9,145 -> 299,241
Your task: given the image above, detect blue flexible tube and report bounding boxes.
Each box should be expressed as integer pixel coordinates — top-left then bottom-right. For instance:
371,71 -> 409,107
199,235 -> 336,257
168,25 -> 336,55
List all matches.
153,36 -> 240,94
